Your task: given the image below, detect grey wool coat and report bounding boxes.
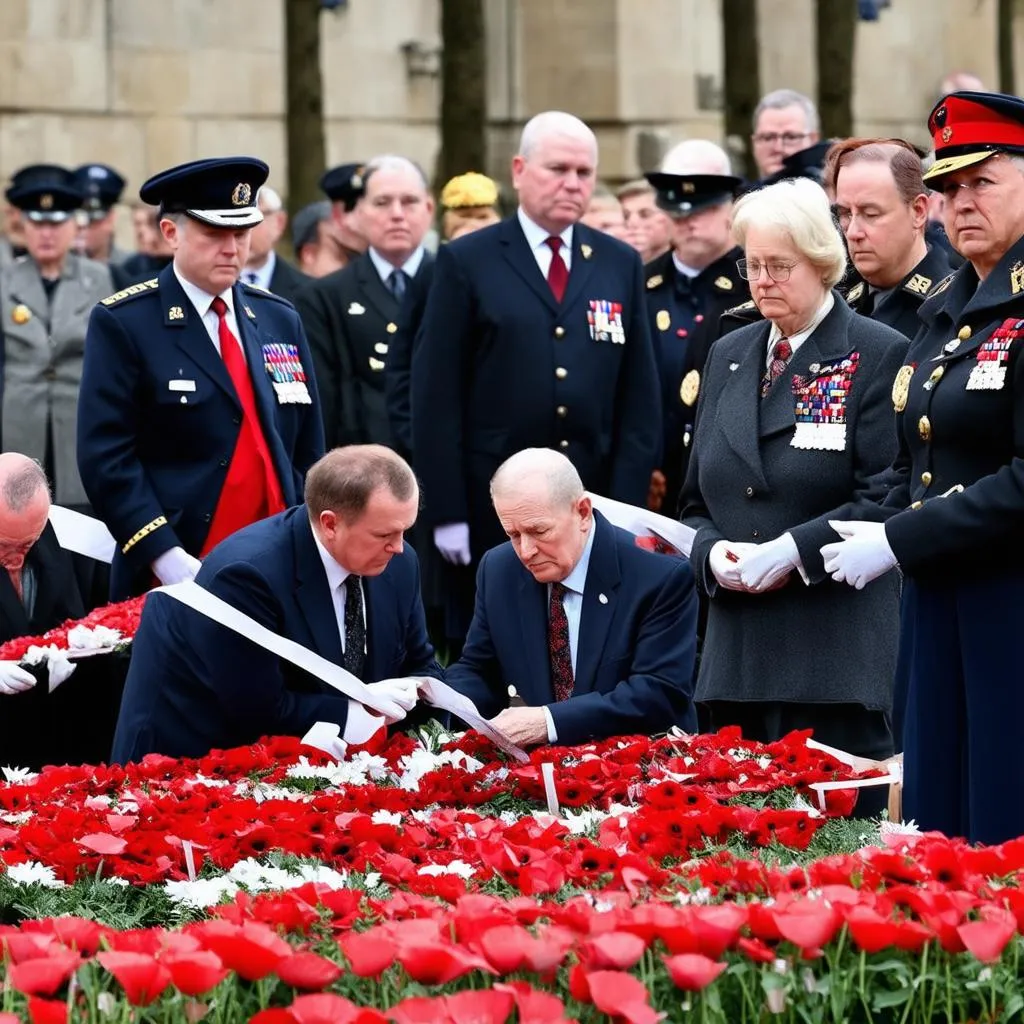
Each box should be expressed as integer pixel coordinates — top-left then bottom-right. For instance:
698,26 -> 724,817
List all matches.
1,253 -> 113,506
681,293 -> 907,711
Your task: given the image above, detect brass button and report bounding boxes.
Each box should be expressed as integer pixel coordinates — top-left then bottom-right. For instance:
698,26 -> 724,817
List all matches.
745,486 -> 754,497
555,367 -> 568,380
910,500 -> 923,510
958,326 -> 972,341
921,471 -> 933,487
918,415 -> 931,441
559,439 -> 569,449
386,322 -> 398,334
928,366 -> 944,385
554,326 -> 565,338
556,405 -> 568,417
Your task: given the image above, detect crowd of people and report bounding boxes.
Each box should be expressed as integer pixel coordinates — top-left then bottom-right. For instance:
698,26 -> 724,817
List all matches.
0,78 -> 1021,846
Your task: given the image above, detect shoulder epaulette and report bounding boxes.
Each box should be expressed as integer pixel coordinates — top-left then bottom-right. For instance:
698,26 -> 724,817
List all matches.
725,299 -> 757,315
929,272 -> 955,298
100,278 -> 159,307
845,281 -> 865,305
646,274 -> 663,290
240,280 -> 292,305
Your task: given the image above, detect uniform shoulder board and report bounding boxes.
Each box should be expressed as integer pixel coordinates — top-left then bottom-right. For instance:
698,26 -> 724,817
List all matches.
99,278 -> 159,307
646,274 -> 664,290
240,280 -> 291,305
903,272 -> 933,296
725,299 -> 757,315
845,281 -> 865,305
929,272 -> 955,297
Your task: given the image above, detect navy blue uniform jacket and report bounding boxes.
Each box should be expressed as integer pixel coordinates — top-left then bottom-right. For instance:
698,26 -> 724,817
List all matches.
77,265 -> 325,598
110,506 -> 441,763
411,216 -> 661,556
444,511 -> 698,746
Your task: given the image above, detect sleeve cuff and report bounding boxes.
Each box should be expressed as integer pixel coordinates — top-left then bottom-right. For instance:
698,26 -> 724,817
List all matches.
543,705 -> 558,744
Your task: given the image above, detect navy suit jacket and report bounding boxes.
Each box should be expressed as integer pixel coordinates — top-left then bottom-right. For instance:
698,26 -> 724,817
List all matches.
444,511 -> 698,746
77,265 -> 325,597
111,506 -> 441,763
411,216 -> 661,557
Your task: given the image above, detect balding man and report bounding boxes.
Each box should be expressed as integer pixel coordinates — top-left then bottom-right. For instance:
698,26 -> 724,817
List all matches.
111,446 -> 441,762
296,156 -> 435,449
445,449 -> 697,747
642,141 -> 749,510
243,186 -> 311,304
412,111 -> 660,645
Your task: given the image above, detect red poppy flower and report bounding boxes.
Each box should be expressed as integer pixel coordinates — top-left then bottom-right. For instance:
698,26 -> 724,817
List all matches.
275,951 -> 343,990
958,907 -> 1017,964
736,936 -> 775,964
771,901 -> 841,950
289,993 -> 388,1024
77,833 -> 128,856
161,950 -> 229,996
389,996 -> 452,1024
845,905 -> 901,954
192,921 -> 292,981
585,970 -> 661,1024
339,928 -> 397,978
96,951 -> 172,1006
443,989 -> 516,1024
0,1014 -> 20,1024
27,997 -> 68,1024
397,940 -> 489,986
494,981 -> 569,1024
249,1012 -> 298,1024
578,931 -> 647,970
30,917 -> 107,956
8,950 -> 81,996
664,952 -> 728,991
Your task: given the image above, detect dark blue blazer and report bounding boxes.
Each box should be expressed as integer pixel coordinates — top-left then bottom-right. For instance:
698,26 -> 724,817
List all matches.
111,506 -> 441,763
444,511 -> 698,746
77,265 -> 325,597
410,216 -> 661,556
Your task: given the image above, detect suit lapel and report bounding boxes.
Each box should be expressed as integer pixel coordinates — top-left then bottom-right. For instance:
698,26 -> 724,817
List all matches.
559,225 -> 597,310
518,570 -> 553,703
718,324 -> 770,487
499,217 -> 559,312
356,253 -> 399,322
54,255 -> 96,320
573,515 -> 619,695
292,513 -> 344,668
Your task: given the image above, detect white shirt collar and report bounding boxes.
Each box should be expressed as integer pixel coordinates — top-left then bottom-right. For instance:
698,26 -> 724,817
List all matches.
174,263 -> 236,320
672,254 -> 702,279
558,519 -> 597,595
368,245 -> 425,285
312,526 -> 351,592
517,207 -> 573,254
767,291 -> 835,356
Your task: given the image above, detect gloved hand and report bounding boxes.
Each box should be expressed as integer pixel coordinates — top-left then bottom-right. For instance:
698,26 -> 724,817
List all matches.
302,720 -> 349,760
738,532 -> 801,592
821,520 -> 898,590
362,677 -> 420,722
708,541 -> 759,592
152,547 -> 202,586
434,522 -> 471,565
0,661 -> 36,695
47,652 -> 77,693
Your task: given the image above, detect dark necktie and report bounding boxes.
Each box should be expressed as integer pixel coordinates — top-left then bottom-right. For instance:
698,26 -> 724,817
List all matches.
546,236 -> 568,303
388,269 -> 407,303
760,338 -> 793,398
342,575 -> 366,678
548,582 -> 574,702
245,271 -> 259,285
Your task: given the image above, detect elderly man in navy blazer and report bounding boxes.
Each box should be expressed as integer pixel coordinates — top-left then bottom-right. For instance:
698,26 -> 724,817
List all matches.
111,446 -> 440,763
445,449 -> 698,748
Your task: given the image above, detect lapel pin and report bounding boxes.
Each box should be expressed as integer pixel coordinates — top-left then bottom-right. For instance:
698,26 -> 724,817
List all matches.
581,244 -> 593,260
168,305 -> 184,321
598,593 -> 608,604
808,363 -> 820,374
11,304 -> 30,325
729,362 -> 740,372
180,396 -> 187,404
244,305 -> 256,320
348,302 -> 365,315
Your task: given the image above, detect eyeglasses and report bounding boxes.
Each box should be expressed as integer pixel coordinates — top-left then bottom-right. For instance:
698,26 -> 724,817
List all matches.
736,258 -> 801,282
751,132 -> 810,147
939,176 -> 999,202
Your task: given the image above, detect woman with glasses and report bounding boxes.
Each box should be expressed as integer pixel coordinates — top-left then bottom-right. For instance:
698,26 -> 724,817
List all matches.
680,177 -> 907,772
822,92 -> 1024,844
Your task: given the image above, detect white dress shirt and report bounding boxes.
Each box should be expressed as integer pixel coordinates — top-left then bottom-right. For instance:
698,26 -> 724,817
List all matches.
174,266 -> 244,360
243,251 -> 276,292
542,525 -> 597,742
765,291 -> 835,368
672,254 -> 703,279
368,245 -> 426,289
517,207 -> 574,277
313,531 -> 366,657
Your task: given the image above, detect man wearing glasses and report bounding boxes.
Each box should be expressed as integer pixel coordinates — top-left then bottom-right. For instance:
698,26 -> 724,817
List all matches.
751,89 -> 821,181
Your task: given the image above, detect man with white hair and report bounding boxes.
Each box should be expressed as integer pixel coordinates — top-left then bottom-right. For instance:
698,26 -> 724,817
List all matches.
243,185 -> 311,304
296,155 -> 434,450
642,140 -> 748,510
411,111 -> 660,647
445,448 -> 697,747
751,89 -> 821,180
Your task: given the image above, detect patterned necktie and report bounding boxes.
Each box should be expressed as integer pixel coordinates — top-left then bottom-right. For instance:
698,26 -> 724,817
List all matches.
342,575 -> 366,679
545,236 -> 568,303
548,582 -> 574,702
388,269 -> 407,303
245,271 -> 259,285
760,338 -> 793,398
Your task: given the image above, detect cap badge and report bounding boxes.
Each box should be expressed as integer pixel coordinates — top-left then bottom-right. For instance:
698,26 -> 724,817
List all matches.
40,194 -> 53,210
351,170 -> 363,190
682,182 -> 696,194
941,127 -> 953,144
715,276 -> 734,291
935,105 -> 948,128
231,182 -> 252,207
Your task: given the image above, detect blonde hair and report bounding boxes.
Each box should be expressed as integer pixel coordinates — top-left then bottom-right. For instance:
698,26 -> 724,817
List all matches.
732,178 -> 847,288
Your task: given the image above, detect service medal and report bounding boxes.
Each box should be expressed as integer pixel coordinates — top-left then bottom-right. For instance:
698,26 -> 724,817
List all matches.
680,369 -> 700,407
891,364 -> 914,412
656,309 -> 670,332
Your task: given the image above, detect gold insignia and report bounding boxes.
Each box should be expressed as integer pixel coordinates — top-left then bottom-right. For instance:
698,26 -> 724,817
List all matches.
11,304 -> 30,325
646,274 -> 663,290
231,182 -> 252,207
727,299 -> 757,314
846,282 -> 865,304
368,356 -> 386,371
918,415 -> 932,441
168,305 -> 184,321
1012,262 -> 1024,295
40,194 -> 53,210
386,322 -> 398,334
891,364 -> 914,413
581,244 -> 593,260
905,273 -> 933,295
682,182 -> 696,194
99,278 -> 159,307
244,305 -> 256,319
941,126 -> 953,144
930,273 -> 955,298
958,326 -> 972,341
656,309 -> 671,332
121,515 -> 168,554
680,369 -> 700,407
374,342 -> 389,354
714,276 -> 733,291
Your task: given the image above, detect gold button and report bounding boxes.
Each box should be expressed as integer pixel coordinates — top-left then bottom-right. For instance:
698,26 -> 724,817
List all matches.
745,486 -> 754,497
555,367 -> 568,379
554,326 -> 565,338
910,500 -> 923,510
958,326 -> 972,341
929,366 -> 944,384
918,415 -> 931,441
559,439 -> 569,449
386,322 -> 398,334
921,471 -> 933,487
556,405 -> 568,417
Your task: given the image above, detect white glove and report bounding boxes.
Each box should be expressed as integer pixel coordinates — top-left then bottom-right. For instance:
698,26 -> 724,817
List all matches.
708,541 -> 759,592
434,522 -> 471,565
302,720 -> 349,760
47,652 -> 77,693
363,677 -> 420,722
738,533 -> 801,592
821,520 -> 898,590
152,547 -> 202,586
0,661 -> 36,695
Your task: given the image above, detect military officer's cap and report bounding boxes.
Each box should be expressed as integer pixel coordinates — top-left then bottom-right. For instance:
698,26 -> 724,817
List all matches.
441,172 -> 499,210
645,172 -> 743,217
73,163 -> 127,220
5,164 -> 84,222
923,91 -> 1024,183
139,157 -> 268,228
319,163 -> 365,210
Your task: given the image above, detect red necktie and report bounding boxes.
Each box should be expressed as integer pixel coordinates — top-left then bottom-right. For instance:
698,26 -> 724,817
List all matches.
760,338 -> 793,398
546,236 -> 568,303
548,582 -> 574,702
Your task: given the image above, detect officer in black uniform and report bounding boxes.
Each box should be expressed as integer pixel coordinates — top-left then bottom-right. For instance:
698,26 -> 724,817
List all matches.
73,164 -> 130,267
822,91 -> 1024,845
643,172 -> 749,511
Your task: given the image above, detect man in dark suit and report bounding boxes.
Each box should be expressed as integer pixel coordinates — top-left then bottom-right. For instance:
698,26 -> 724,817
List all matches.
411,111 -> 661,606
241,185 -> 311,304
296,156 -> 434,450
111,446 -> 441,763
77,157 -> 325,598
445,449 -> 698,748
